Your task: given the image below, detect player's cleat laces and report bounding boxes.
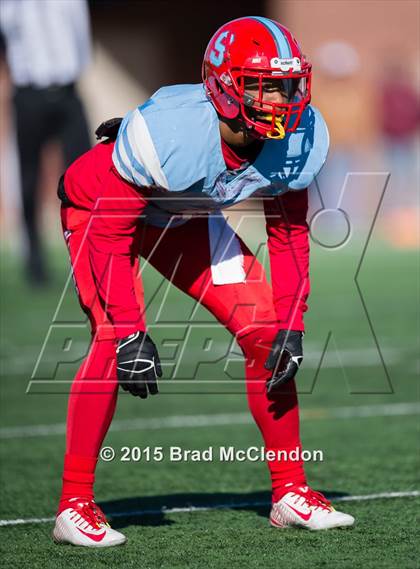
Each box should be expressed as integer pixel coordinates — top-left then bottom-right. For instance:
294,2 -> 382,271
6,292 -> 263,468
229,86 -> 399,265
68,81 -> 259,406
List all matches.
53,497 -> 127,547
270,485 -> 355,530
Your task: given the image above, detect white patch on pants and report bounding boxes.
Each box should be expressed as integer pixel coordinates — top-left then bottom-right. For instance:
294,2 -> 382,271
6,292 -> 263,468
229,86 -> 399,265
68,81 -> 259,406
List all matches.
208,212 -> 246,285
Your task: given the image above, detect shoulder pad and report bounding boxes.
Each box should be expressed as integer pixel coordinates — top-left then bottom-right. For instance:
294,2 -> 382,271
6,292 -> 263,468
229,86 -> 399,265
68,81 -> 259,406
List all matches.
112,85 -> 226,190
139,85 -> 225,191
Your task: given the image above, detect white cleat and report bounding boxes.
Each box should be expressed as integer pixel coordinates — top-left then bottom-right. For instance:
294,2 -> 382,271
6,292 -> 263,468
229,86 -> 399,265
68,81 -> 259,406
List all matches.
270,485 -> 355,531
53,498 -> 127,547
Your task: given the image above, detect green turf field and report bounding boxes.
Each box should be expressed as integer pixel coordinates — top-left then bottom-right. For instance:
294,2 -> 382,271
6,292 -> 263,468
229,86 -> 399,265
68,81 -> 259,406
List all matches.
0,235 -> 419,568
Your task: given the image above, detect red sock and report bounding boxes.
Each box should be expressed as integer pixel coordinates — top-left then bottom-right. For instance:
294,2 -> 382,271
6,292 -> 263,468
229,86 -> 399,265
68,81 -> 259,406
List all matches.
60,454 -> 97,507
241,328 -> 307,502
268,444 -> 307,503
60,338 -> 118,505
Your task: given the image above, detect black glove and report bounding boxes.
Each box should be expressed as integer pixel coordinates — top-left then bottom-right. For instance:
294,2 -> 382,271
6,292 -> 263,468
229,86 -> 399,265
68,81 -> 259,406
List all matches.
95,117 -> 123,141
116,331 -> 162,398
265,330 -> 303,391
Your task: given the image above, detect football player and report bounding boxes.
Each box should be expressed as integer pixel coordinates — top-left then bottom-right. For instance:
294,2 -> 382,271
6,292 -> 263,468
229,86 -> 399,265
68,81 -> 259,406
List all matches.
53,17 -> 354,547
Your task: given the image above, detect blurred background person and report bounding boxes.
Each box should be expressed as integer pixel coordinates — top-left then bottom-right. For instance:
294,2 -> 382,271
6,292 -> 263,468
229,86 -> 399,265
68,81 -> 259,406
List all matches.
0,0 -> 92,285
377,60 -> 419,248
378,61 -> 419,179
311,41 -> 376,221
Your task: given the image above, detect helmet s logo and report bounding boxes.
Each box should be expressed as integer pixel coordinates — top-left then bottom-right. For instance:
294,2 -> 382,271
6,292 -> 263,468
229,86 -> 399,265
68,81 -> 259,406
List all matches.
203,17 -> 311,137
210,31 -> 235,67
271,57 -> 301,72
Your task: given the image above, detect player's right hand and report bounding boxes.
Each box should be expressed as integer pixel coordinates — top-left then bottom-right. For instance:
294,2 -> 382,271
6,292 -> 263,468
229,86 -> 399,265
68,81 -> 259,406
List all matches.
264,329 -> 303,391
116,331 -> 162,398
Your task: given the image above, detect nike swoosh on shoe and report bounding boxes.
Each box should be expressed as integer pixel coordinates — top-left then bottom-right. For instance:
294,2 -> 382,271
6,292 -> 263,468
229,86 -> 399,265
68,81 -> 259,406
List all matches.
285,503 -> 312,521
76,527 -> 106,542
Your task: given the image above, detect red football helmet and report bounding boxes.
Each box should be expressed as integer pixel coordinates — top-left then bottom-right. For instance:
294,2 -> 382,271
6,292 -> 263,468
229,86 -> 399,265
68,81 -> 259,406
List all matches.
202,17 -> 312,139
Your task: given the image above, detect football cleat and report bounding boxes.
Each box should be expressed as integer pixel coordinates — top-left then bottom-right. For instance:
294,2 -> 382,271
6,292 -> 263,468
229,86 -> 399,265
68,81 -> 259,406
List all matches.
270,485 -> 355,530
52,498 -> 126,547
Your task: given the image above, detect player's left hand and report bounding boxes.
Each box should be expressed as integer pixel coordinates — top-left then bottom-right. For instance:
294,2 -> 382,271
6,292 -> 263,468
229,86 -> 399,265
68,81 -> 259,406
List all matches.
265,330 -> 303,391
116,331 -> 162,398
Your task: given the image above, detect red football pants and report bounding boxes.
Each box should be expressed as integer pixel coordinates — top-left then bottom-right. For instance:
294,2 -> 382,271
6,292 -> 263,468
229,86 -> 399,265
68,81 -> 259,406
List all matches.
60,191 -> 306,503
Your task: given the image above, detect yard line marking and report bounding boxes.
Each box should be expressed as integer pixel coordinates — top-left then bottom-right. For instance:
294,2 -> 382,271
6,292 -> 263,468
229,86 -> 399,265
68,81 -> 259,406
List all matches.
0,402 -> 418,440
0,490 -> 419,527
0,346 -> 407,376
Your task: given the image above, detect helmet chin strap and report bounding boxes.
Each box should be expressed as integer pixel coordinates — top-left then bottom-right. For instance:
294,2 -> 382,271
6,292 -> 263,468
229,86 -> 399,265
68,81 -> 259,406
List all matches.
263,114 -> 286,140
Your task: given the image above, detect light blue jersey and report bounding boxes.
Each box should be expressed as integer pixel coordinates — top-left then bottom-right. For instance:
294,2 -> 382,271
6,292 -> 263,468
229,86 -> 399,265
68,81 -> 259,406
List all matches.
112,83 -> 329,225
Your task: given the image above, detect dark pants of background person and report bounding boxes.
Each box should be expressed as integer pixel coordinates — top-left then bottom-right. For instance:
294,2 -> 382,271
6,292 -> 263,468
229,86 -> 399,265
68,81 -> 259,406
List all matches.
13,83 -> 91,284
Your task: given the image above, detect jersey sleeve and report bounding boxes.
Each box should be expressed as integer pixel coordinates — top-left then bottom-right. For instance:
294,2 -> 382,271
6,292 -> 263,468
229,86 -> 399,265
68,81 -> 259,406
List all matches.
112,85 -> 226,194
264,189 -> 310,331
87,170 -> 149,338
112,110 -> 166,189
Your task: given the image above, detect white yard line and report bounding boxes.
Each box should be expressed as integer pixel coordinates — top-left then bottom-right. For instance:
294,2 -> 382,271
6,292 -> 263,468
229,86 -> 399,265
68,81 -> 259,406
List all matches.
0,402 -> 418,440
0,490 -> 418,527
0,346 -> 406,376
